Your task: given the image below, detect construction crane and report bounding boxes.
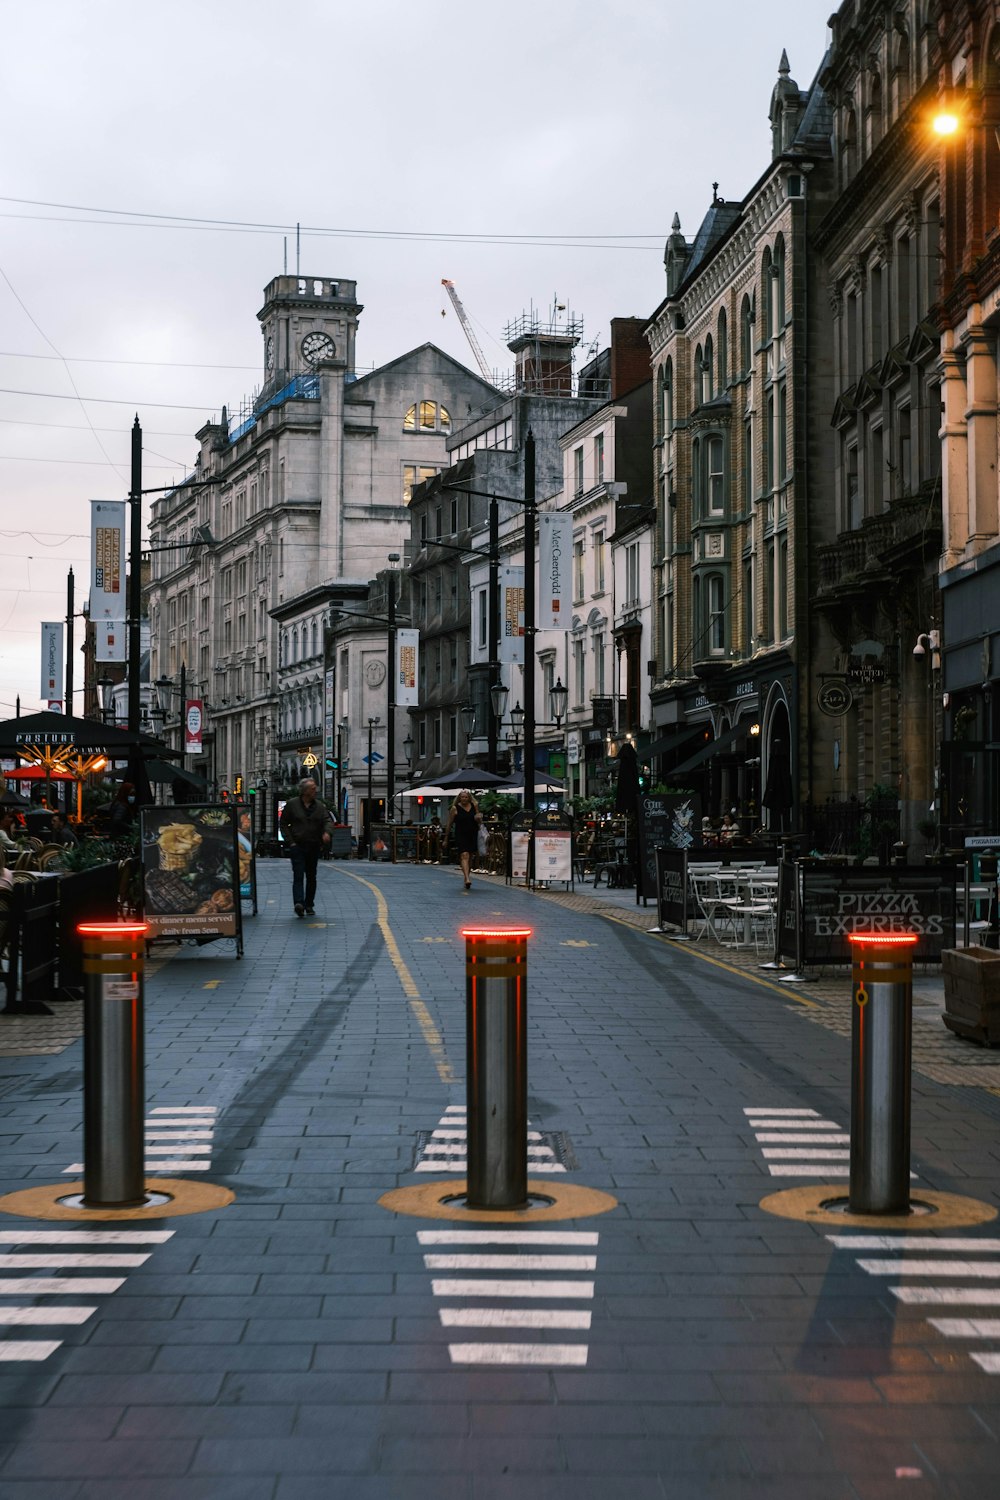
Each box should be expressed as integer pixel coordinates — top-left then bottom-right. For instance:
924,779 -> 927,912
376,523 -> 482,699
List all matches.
441,279 -> 492,383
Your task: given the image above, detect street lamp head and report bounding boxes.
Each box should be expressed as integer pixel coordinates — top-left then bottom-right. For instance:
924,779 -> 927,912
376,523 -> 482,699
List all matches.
549,677 -> 568,728
490,682 -> 509,722
932,108 -> 960,137
460,703 -> 477,739
403,731 -> 414,767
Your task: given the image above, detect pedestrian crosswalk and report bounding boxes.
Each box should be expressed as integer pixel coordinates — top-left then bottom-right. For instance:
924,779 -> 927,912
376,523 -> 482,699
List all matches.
418,1227 -> 596,1367
415,1105 -> 566,1173
64,1105 -> 218,1176
828,1234 -> 1000,1375
0,1229 -> 174,1363
745,1106 -> 851,1178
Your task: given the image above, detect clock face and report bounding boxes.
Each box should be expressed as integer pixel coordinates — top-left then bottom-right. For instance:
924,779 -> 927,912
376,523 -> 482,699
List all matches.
365,660 -> 386,688
301,331 -> 336,366
265,334 -> 275,372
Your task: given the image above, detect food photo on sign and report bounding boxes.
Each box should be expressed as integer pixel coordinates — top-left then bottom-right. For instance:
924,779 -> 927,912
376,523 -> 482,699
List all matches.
140,805 -> 240,940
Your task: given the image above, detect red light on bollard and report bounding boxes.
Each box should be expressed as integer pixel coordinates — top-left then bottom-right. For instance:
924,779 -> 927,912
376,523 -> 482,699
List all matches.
77,923 -> 149,939
846,932 -> 919,947
461,927 -> 533,940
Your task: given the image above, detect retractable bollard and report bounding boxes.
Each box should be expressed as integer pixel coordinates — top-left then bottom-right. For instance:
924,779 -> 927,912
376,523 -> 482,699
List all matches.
78,922 -> 149,1209
463,926 -> 530,1210
847,932 -> 918,1215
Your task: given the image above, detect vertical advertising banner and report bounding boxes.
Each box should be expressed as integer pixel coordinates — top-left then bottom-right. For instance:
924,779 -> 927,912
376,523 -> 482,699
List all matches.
40,621 -> 64,701
396,628 -> 419,706
90,501 -> 127,665
499,567 -> 525,664
537,513 -> 571,630
184,700 -> 204,755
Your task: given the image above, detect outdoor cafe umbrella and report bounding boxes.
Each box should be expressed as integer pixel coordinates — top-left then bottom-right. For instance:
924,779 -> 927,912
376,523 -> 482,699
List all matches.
411,767 -> 510,792
3,765 -> 75,783
761,738 -> 794,832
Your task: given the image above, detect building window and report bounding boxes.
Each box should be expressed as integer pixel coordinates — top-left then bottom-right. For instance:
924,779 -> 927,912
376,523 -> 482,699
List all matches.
418,719 -> 426,758
703,334 -> 714,402
594,530 -> 605,593
695,434 -> 726,518
777,382 -> 787,481
695,343 -> 704,406
403,464 -> 438,505
625,541 -> 640,604
717,308 -> 728,390
573,446 -> 584,497
404,401 -> 451,432
477,588 -> 487,649
449,713 -> 458,754
594,431 -> 605,484
573,537 -> 585,602
433,716 -> 441,755
743,557 -> 754,651
778,535 -> 789,639
573,639 -> 586,705
708,574 -> 726,654
740,296 -> 754,375
594,635 -> 606,694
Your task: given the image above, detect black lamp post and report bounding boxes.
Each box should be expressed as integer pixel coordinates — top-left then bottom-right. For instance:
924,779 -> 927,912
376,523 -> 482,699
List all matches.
366,716 -> 379,857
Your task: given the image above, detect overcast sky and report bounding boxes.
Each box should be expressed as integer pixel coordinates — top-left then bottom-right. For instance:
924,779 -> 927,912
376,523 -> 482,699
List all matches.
0,0 -> 831,716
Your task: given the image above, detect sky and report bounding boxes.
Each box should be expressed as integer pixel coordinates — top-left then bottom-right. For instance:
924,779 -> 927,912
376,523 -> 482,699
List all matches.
0,0 -> 832,717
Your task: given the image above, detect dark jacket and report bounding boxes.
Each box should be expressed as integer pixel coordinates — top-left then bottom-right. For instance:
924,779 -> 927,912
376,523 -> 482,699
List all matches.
279,796 -> 335,849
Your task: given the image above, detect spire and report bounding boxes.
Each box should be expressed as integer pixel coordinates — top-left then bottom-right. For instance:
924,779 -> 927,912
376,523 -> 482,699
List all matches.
778,48 -> 790,77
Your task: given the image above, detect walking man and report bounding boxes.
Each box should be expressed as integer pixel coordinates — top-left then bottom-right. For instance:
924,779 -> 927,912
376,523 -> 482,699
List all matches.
279,778 -> 335,918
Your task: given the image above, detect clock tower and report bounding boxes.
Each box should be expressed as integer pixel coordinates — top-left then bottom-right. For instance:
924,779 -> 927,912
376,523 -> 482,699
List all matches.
257,274 -> 362,391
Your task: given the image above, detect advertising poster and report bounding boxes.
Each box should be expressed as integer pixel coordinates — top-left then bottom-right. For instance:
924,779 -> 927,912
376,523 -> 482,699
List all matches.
141,805 -> 241,943
40,622 -> 63,701
235,802 -> 256,911
185,700 -> 204,756
89,501 -> 126,620
635,793 -> 702,902
510,830 -> 531,880
533,828 -> 572,883
537,513 -> 571,630
654,847 -> 688,933
396,629 -> 419,707
499,567 -> 525,664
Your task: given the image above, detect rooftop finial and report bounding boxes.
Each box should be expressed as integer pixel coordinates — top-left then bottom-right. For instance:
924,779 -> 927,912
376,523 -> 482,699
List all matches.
779,48 -> 790,76
712,182 -> 719,203
671,212 -> 681,233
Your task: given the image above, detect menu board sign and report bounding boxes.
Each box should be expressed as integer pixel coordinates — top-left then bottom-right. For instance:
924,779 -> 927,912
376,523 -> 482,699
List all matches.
141,805 -> 241,941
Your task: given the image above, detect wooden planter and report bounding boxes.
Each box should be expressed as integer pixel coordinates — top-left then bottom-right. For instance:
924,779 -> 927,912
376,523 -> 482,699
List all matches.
942,946 -> 1000,1047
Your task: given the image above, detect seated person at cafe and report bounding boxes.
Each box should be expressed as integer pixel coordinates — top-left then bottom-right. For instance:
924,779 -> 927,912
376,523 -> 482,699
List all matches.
719,812 -> 738,844
48,812 -> 78,847
0,811 -> 21,855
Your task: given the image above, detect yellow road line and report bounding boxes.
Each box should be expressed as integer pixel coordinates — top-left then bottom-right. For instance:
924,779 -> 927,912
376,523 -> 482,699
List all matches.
597,911 -> 820,1007
336,869 -> 456,1083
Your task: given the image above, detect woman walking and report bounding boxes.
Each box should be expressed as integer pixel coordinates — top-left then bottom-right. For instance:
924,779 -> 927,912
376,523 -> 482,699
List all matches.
445,789 -> 482,891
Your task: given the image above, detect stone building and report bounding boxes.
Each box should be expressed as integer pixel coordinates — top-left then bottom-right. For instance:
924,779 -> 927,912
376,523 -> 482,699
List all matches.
145,273 -> 497,802
645,54 -> 833,833
811,0 -> 944,850
934,3 -> 1000,844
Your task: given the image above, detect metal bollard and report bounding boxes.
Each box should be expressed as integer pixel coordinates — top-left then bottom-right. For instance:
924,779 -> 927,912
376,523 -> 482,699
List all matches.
78,921 -> 149,1208
463,926 -> 530,1210
847,931 -> 917,1215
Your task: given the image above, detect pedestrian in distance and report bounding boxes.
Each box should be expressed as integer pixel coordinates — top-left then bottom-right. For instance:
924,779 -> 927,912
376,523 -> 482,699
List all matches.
444,789 -> 482,892
279,778 -> 335,918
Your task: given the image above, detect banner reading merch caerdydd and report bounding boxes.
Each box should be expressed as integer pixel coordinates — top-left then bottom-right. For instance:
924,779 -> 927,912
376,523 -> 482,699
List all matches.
537,513 -> 571,631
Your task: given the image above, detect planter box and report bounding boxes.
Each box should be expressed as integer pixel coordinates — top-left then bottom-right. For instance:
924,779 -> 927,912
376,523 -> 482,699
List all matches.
942,946 -> 1000,1046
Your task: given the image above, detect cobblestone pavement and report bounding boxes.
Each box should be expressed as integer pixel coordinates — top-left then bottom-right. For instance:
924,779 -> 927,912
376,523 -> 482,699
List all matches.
0,857 -> 998,1498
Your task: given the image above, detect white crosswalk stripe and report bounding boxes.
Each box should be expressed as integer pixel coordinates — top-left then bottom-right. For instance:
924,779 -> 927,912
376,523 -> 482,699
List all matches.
63,1102 -> 218,1177
828,1232 -> 1000,1374
745,1103 -> 917,1184
415,1116 -> 594,1367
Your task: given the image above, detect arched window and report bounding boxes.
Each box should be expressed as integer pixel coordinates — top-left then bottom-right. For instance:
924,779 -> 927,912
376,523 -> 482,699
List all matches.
842,107 -> 858,185
740,295 -> 754,375
866,72 -> 883,152
291,626 -> 298,662
717,308 -> 728,391
694,344 -> 705,406
761,249 -> 773,341
891,32 -> 911,114
403,401 -> 451,432
703,334 -> 714,401
663,357 -> 674,436
770,237 -> 785,337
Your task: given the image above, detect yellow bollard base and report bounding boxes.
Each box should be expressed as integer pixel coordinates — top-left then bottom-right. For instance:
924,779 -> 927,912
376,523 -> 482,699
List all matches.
0,1178 -> 234,1221
379,1177 -> 618,1223
759,1184 -> 997,1230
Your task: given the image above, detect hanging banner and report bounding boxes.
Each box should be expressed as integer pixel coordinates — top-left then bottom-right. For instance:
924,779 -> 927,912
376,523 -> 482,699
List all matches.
185,700 -> 204,755
537,513 -> 571,630
396,628 -> 419,707
499,567 -> 525,664
89,501 -> 127,620
40,621 -> 64,700
95,618 -> 127,665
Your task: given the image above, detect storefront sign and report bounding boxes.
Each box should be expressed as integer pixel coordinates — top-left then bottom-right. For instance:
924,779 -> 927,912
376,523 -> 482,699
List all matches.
798,863 -> 957,965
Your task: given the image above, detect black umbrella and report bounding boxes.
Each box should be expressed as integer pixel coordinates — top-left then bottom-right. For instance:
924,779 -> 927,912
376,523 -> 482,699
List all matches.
0,786 -> 30,808
0,711 -> 141,754
762,738 -> 794,831
412,767 -> 511,791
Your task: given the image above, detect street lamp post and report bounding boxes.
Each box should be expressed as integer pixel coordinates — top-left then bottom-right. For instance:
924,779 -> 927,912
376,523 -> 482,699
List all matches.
366,716 -> 379,857
336,718 -> 348,822
386,554 -> 399,818
522,432 -> 537,814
